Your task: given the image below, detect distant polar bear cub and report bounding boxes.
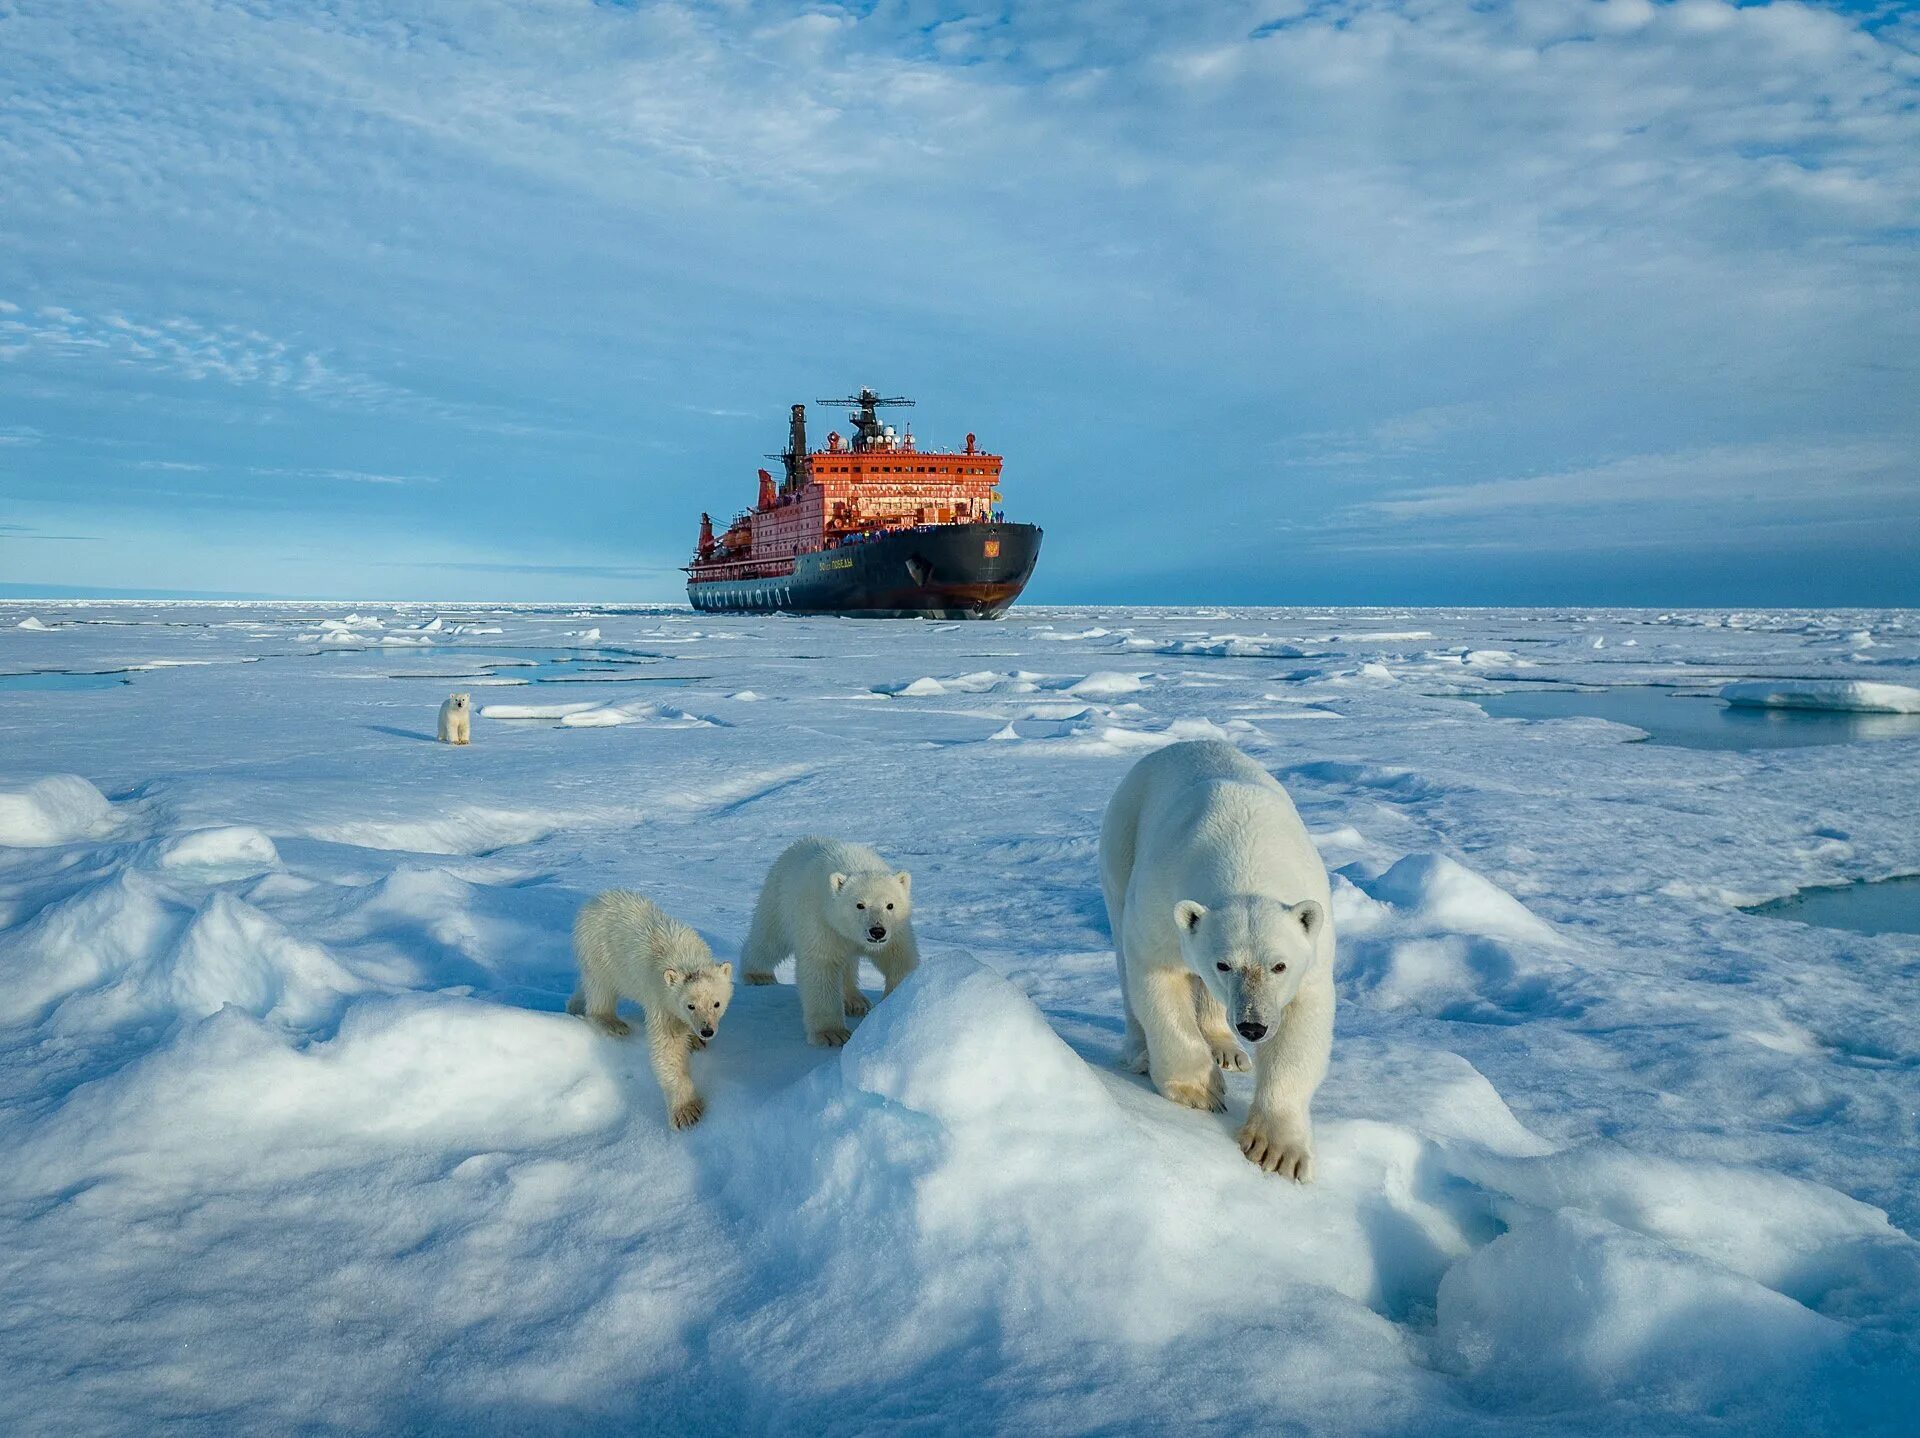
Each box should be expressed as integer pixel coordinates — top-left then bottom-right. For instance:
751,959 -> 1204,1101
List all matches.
742,837 -> 917,1046
437,692 -> 471,745
569,890 -> 733,1129
1100,740 -> 1335,1181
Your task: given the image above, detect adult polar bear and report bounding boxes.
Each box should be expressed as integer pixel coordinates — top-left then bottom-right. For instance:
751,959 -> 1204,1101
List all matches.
1101,739 -> 1334,1180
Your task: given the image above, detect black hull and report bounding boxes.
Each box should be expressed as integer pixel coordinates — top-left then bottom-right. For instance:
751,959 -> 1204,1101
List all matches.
688,522 -> 1042,619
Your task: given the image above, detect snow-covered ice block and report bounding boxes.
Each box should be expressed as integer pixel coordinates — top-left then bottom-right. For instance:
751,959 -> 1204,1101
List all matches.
14,997 -> 623,1190
1720,679 -> 1920,713
480,701 -> 602,720
1361,853 -> 1559,946
154,825 -> 280,879
0,872 -> 368,1033
0,773 -> 117,847
1436,1209 -> 1844,1407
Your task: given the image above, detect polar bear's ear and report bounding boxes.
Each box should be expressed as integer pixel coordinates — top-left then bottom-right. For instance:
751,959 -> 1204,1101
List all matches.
1294,901 -> 1325,938
896,871 -> 911,894
829,872 -> 849,894
662,968 -> 683,987
716,961 -> 733,979
1174,900 -> 1207,933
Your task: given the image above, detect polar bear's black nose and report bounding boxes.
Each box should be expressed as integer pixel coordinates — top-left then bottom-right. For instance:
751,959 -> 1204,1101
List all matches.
700,1025 -> 715,1038
868,925 -> 887,942
1237,1021 -> 1268,1042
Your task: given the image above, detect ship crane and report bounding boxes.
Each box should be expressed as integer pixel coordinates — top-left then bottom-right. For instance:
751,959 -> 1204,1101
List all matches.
816,388 -> 915,453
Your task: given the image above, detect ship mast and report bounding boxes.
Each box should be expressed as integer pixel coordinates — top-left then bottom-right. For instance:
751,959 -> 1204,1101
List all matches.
770,403 -> 810,496
817,387 -> 914,453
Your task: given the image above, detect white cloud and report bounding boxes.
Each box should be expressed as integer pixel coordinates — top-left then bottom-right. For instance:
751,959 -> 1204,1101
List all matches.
0,1 -> 1914,598
1358,439 -> 1914,521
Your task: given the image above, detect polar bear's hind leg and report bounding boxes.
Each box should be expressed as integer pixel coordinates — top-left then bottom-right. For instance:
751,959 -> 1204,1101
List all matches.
740,887 -> 785,985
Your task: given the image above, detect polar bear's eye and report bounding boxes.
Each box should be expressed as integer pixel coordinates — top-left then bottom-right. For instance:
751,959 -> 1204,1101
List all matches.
1271,963 -> 1287,974
885,903 -> 894,911
855,902 -> 866,910
1215,962 -> 1230,972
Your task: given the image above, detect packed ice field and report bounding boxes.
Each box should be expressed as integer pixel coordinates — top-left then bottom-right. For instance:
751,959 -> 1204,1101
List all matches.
3,602 -> 1918,1436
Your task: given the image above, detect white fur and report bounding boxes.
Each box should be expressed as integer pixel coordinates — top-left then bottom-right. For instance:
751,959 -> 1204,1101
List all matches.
567,890 -> 733,1129
437,692 -> 472,745
1100,740 -> 1335,1180
741,836 -> 918,1046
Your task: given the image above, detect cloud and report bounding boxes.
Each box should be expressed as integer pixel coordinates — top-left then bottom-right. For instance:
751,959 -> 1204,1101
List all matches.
247,467 -> 439,486
0,1 -> 1915,601
0,523 -> 104,541
0,302 -> 426,411
1357,439 -> 1914,521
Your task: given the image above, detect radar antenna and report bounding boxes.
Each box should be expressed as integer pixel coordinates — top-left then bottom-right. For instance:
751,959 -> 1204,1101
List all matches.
815,387 -> 915,453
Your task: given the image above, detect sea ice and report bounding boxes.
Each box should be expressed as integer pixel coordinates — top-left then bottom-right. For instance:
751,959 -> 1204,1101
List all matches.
0,600 -> 1916,1434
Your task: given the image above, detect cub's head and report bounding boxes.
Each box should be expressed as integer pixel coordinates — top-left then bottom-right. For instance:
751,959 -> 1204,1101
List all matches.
1174,896 -> 1325,1046
449,693 -> 471,711
826,868 -> 912,950
664,960 -> 734,1040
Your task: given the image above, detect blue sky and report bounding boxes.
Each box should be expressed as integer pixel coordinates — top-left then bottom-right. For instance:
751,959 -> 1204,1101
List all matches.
2,0 -> 1916,604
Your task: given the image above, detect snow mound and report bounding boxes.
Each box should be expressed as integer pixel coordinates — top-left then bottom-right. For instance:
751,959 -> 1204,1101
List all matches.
154,825 -> 281,879
1338,855 -> 1575,1024
16,998 -> 621,1190
559,700 -> 718,728
1720,679 -> 1920,714
1,873 -> 369,1033
877,670 -> 1048,697
1436,1209 -> 1844,1408
305,806 -> 561,854
1062,670 -> 1148,697
480,700 -> 602,720
0,774 -> 117,847
14,615 -> 50,630
1007,714 -> 1259,755
478,698 -> 718,727
1362,853 -> 1559,946
1133,633 -> 1310,659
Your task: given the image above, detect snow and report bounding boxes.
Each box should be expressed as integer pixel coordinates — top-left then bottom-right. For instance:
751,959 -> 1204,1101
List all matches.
2,601 -> 1918,1434
14,614 -> 51,630
1721,679 -> 1920,714
0,772 -> 117,846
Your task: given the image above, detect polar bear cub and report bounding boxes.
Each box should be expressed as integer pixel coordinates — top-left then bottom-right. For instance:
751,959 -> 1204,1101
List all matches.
568,890 -> 733,1129
437,692 -> 472,745
741,837 -> 917,1046
1100,740 -> 1335,1181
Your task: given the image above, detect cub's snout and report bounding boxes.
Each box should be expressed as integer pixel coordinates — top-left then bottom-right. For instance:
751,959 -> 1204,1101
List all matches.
866,924 -> 888,943
1237,1020 -> 1268,1042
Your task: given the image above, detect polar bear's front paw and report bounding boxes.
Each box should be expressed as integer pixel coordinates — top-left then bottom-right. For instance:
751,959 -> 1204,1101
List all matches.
593,1015 -> 631,1038
843,990 -> 872,1018
1238,1113 -> 1313,1182
669,1095 -> 705,1130
1160,1071 -> 1226,1113
809,1024 -> 852,1048
1210,1042 -> 1252,1073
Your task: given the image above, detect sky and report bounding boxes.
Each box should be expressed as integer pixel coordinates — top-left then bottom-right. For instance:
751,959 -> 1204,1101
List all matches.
1,0 -> 1916,606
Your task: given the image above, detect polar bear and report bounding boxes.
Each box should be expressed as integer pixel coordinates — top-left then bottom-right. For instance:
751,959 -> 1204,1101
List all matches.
568,890 -> 733,1129
437,692 -> 472,745
1100,740 -> 1335,1180
741,837 -> 917,1046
